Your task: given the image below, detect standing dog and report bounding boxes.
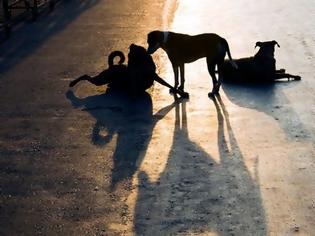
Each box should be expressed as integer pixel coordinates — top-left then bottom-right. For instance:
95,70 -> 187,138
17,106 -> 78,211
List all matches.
219,40 -> 301,82
147,30 -> 237,97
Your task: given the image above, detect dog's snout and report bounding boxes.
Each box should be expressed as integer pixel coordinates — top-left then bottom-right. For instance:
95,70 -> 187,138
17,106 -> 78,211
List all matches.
147,46 -> 156,54
147,43 -> 160,54
272,40 -> 280,48
147,47 -> 154,54
255,41 -> 262,48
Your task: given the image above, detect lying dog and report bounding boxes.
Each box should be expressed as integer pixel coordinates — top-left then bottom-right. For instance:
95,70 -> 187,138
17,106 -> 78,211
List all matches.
69,44 -> 189,98
219,40 -> 301,83
147,30 -> 237,97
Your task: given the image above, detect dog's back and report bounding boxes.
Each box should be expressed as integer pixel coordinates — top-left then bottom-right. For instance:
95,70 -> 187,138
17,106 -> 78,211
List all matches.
221,57 -> 273,82
166,32 -> 224,63
128,44 -> 156,92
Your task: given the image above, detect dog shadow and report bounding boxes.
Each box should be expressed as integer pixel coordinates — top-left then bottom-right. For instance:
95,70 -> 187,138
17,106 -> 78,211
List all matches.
134,96 -> 267,235
66,88 -> 181,190
221,80 -> 310,141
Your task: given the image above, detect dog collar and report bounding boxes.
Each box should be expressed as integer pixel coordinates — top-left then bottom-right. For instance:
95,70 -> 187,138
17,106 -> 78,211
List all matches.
163,31 -> 169,45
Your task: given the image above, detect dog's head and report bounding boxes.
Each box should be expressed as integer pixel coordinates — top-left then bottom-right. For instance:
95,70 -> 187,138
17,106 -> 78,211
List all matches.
128,43 -> 156,70
128,44 -> 148,63
147,31 -> 165,54
255,40 -> 280,58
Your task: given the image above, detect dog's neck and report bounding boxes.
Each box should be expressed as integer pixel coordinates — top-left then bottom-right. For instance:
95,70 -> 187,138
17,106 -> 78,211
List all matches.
163,31 -> 169,45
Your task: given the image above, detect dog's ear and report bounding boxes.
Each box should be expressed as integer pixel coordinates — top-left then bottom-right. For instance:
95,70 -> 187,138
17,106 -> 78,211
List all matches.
255,41 -> 262,48
148,31 -> 164,43
272,40 -> 280,48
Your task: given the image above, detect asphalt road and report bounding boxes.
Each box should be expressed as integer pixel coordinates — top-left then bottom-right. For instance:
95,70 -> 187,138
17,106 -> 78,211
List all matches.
0,0 -> 314,235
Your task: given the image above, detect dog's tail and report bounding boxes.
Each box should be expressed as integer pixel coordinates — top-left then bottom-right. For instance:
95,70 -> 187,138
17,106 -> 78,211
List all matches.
221,38 -> 238,69
108,50 -> 125,67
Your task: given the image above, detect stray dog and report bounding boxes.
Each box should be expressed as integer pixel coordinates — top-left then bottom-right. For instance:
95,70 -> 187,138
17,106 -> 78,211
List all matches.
69,44 -> 189,98
219,40 -> 301,83
147,30 -> 237,97
127,44 -> 157,93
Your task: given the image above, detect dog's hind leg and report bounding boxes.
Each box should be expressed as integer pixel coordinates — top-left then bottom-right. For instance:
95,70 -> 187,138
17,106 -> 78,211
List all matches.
86,74 -> 109,86
178,64 -> 185,91
69,72 -> 110,87
215,60 -> 225,93
69,75 -> 91,87
206,58 -> 218,97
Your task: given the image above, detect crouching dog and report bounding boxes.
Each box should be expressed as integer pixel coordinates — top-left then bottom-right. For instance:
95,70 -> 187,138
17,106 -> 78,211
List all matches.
69,44 -> 189,98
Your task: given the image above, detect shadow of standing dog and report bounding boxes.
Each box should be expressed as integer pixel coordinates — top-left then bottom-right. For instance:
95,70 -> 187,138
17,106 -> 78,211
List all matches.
134,96 -> 266,235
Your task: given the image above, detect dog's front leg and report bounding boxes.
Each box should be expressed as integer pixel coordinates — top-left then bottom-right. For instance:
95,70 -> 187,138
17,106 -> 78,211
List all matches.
172,64 -> 179,89
275,72 -> 301,81
153,74 -> 189,98
276,69 -> 286,74
178,64 -> 185,91
170,64 -> 179,94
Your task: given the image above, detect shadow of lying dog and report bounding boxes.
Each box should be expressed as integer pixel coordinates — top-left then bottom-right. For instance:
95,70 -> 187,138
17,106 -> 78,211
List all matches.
219,41 -> 308,141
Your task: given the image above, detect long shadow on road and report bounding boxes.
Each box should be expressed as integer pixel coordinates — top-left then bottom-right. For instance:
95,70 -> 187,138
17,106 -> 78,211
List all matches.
66,89 -> 180,190
134,96 -> 266,235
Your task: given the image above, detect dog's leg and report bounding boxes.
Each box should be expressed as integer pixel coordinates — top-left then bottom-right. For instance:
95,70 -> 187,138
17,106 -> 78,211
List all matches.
275,72 -> 301,81
172,64 -> 179,90
69,75 -> 91,87
215,61 -> 225,94
178,64 -> 185,91
87,70 -> 115,86
153,74 -> 189,98
276,69 -> 286,73
206,58 -> 218,97
69,73 -> 109,87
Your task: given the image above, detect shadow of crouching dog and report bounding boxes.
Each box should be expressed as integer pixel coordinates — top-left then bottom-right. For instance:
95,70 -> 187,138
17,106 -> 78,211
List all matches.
66,89 -> 183,191
134,97 -> 266,235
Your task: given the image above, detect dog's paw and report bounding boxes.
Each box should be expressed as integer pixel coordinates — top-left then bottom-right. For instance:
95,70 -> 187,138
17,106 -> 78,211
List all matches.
208,92 -> 215,98
214,90 -> 220,95
169,88 -> 176,94
181,92 -> 189,99
278,69 -> 286,73
294,76 -> 301,80
178,86 -> 184,92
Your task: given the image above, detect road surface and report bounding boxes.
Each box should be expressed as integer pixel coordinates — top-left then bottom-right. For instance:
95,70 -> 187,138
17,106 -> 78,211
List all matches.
0,0 -> 314,235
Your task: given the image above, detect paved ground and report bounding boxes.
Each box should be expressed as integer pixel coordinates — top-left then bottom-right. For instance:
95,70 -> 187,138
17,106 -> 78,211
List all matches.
0,0 -> 314,235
